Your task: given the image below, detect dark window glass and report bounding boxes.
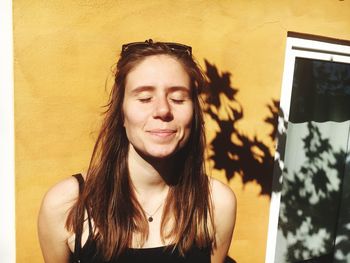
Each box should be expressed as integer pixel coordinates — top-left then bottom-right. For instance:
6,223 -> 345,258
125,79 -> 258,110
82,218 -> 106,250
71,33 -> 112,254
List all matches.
289,58 -> 350,123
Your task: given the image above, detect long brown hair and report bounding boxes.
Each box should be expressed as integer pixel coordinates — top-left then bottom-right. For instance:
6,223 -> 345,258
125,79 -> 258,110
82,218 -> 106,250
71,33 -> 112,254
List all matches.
66,41 -> 214,260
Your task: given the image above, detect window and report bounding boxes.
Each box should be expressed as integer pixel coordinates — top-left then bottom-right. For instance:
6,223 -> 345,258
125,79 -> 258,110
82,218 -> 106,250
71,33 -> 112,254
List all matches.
266,32 -> 350,263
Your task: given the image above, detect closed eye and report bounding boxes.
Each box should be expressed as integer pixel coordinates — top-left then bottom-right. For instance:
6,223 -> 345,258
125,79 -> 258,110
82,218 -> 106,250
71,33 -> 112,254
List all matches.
138,97 -> 152,103
170,98 -> 185,104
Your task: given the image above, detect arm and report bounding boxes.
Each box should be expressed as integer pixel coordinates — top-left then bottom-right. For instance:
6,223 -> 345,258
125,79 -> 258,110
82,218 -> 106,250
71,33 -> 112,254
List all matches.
38,177 -> 79,263
210,178 -> 237,263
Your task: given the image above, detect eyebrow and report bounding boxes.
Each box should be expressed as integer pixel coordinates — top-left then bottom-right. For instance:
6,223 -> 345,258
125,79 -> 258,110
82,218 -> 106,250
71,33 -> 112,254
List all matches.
130,86 -> 154,94
167,86 -> 191,93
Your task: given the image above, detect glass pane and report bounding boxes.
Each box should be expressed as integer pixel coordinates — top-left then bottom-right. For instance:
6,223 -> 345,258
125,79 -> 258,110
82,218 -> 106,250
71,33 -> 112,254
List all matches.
289,58 -> 350,123
274,57 -> 350,262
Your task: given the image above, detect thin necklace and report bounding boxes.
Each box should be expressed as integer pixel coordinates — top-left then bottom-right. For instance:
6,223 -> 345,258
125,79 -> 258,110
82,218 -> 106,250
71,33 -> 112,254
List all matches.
143,201 -> 164,222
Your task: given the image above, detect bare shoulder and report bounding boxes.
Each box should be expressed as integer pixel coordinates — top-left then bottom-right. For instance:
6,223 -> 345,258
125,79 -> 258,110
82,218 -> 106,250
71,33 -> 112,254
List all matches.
210,177 -> 237,214
40,175 -> 80,213
38,175 -> 81,234
38,175 -> 82,262
209,178 -> 237,263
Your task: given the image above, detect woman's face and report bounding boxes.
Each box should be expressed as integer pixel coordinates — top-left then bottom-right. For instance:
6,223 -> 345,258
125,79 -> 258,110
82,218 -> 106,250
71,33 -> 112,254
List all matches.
122,54 -> 193,159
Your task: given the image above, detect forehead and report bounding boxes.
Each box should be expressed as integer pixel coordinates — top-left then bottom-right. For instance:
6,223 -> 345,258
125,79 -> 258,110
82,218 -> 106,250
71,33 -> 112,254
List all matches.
125,55 -> 190,90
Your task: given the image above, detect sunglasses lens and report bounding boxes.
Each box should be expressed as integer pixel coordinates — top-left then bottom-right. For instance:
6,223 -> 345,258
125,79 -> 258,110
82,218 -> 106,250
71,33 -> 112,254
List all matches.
122,43 -> 147,54
122,41 -> 191,56
166,43 -> 192,55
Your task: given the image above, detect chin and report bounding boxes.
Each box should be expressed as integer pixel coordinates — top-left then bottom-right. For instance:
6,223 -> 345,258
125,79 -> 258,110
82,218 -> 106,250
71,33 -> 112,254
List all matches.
147,151 -> 176,160
145,146 -> 182,160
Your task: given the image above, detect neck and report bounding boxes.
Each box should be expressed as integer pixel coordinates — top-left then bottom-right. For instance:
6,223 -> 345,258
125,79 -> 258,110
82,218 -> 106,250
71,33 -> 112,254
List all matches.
127,144 -> 173,197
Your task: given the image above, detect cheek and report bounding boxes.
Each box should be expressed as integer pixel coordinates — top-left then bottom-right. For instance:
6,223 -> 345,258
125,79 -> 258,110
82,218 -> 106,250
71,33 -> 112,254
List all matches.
123,105 -> 146,129
123,105 -> 134,130
123,113 -> 136,130
180,114 -> 194,147
123,103 -> 133,126
180,108 -> 194,137
184,106 -> 194,128
184,115 -> 194,130
123,114 -> 139,143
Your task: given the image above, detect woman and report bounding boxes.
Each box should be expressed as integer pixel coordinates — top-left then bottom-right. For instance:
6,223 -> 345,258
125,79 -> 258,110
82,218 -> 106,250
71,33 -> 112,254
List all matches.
38,40 -> 236,263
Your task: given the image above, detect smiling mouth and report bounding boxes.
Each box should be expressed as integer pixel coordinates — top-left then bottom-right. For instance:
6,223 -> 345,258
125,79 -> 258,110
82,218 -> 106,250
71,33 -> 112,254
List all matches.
148,129 -> 176,137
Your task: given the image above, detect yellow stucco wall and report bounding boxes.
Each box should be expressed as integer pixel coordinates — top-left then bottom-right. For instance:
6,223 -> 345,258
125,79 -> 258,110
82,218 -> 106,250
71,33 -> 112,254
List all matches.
14,1 -> 350,262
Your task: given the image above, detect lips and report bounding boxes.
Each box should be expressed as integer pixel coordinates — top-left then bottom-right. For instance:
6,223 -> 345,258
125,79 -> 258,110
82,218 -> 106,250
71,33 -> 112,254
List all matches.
147,129 -> 176,137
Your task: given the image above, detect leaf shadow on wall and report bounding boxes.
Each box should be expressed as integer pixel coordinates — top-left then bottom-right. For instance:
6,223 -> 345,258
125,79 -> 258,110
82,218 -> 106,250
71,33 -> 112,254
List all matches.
202,60 -> 279,197
201,60 -> 281,263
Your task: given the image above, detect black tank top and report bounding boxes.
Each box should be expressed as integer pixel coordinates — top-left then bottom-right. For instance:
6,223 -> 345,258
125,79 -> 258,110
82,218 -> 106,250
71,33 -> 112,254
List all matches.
70,174 -> 211,263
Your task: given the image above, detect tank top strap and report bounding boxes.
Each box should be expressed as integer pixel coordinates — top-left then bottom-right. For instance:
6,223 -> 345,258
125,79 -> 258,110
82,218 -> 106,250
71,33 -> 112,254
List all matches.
73,173 -> 85,194
73,174 -> 93,229
71,173 -> 91,263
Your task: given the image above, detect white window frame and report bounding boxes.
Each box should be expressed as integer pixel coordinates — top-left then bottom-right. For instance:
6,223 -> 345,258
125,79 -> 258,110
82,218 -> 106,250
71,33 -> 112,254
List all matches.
265,33 -> 350,263
0,0 -> 16,262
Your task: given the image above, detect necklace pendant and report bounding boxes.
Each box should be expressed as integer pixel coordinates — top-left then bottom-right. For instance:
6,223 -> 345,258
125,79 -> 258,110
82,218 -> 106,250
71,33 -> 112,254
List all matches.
148,216 -> 153,222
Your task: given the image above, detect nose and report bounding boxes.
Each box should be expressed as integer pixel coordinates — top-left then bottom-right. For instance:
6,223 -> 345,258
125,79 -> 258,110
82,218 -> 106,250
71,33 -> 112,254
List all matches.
152,96 -> 173,121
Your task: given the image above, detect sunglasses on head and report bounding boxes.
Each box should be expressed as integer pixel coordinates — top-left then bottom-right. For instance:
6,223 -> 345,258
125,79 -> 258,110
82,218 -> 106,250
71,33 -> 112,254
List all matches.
121,39 -> 192,56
